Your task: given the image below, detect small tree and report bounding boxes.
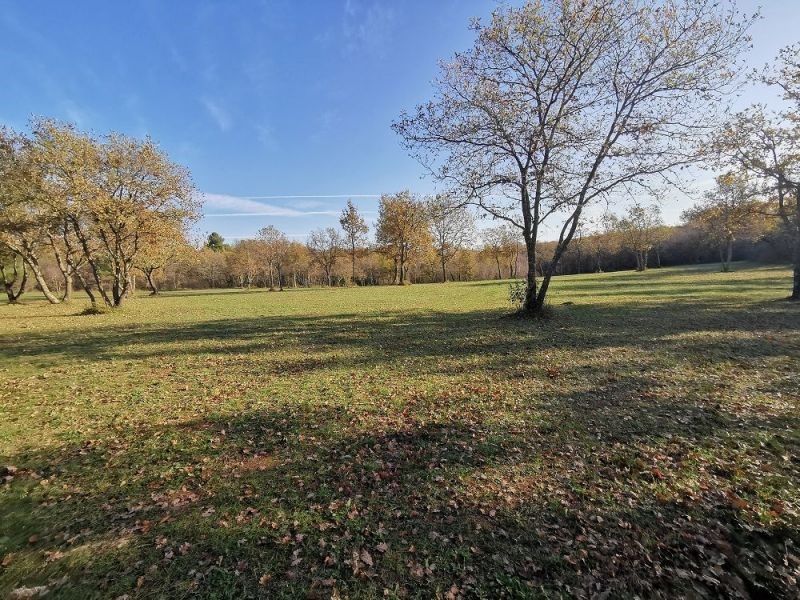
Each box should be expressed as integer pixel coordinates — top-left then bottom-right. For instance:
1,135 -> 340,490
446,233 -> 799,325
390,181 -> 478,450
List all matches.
135,224 -> 192,294
307,227 -> 342,286
258,226 -> 290,290
613,204 -> 664,271
206,232 -> 227,252
339,200 -> 369,284
427,194 -> 475,282
481,226 -> 511,279
650,225 -> 672,268
375,192 -> 431,285
481,225 -> 522,279
682,172 -> 760,272
196,247 -> 229,288
227,239 -> 262,288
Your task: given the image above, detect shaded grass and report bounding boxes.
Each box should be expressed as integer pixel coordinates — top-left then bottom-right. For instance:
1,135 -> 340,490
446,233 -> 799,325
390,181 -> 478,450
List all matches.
1,263 -> 798,598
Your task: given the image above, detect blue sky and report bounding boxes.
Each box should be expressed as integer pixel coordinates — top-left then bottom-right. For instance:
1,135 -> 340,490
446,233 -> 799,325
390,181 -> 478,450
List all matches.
1,0 -> 797,242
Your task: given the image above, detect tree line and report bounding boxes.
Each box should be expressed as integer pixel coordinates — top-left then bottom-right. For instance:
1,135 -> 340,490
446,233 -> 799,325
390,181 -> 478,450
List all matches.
52,191 -> 781,295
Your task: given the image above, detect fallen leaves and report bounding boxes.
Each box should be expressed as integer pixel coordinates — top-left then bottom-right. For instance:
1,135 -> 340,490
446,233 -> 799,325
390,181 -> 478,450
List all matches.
1,266 -> 798,598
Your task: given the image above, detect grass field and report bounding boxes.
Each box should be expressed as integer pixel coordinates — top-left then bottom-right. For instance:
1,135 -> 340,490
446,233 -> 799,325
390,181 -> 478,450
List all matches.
1,263 -> 798,599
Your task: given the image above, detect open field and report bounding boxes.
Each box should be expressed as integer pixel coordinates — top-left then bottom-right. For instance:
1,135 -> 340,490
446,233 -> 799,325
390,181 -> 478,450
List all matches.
1,263 -> 799,599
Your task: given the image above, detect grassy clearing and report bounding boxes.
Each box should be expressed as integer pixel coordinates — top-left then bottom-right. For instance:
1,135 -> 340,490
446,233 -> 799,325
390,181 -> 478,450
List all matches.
1,263 -> 798,598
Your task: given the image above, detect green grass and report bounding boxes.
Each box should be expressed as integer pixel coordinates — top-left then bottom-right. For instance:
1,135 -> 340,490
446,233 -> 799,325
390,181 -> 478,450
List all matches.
1,262 -> 798,598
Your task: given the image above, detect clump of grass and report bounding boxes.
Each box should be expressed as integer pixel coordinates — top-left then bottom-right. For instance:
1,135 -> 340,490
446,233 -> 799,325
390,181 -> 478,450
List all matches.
78,302 -> 113,315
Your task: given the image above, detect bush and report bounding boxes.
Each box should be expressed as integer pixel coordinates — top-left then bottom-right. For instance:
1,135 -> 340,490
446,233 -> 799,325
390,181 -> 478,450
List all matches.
508,280 -> 527,309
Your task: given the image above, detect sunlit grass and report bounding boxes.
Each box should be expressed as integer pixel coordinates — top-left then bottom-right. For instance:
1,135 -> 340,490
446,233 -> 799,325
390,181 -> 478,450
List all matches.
1,262 -> 798,598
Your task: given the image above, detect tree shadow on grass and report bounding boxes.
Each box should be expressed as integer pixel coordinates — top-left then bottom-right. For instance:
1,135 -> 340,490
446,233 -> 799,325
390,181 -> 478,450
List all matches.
4,297 -> 798,380
2,371 -> 798,598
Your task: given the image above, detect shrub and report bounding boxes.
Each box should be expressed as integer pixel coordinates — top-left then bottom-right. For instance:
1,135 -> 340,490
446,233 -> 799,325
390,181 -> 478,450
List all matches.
508,280 -> 527,309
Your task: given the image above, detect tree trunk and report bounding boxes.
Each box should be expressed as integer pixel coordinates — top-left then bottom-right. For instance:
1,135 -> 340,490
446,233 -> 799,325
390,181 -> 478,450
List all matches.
74,269 -> 96,303
441,255 -> 447,283
522,238 -> 539,313
721,240 -> 733,272
398,246 -> 406,285
112,268 -> 132,306
4,279 -> 22,303
63,274 -> 73,301
351,244 -> 357,285
278,266 -> 284,291
527,270 -> 554,315
145,269 -> 159,295
791,214 -> 799,300
1,255 -> 28,304
655,247 -> 662,268
112,279 -> 122,306
24,254 -> 60,304
47,233 -> 74,302
495,257 -> 502,279
71,219 -> 112,306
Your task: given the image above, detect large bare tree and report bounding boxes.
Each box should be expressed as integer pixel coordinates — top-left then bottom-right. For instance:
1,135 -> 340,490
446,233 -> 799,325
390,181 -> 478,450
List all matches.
394,0 -> 754,315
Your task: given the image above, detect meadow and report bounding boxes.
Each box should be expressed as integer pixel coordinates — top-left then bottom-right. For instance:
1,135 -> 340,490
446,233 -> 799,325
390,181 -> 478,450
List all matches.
1,263 -> 798,599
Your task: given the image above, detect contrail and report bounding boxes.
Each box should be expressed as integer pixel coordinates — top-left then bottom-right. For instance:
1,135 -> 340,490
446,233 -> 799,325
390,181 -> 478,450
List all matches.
242,194 -> 381,199
205,211 -> 338,217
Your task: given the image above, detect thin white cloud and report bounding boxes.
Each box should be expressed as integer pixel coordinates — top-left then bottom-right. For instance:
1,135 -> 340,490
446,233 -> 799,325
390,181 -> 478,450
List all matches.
341,0 -> 395,55
201,98 -> 232,131
200,193 -> 338,217
208,212 -> 338,217
245,194 -> 380,199
221,233 -> 310,240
